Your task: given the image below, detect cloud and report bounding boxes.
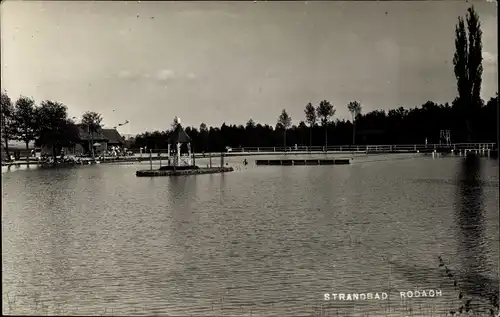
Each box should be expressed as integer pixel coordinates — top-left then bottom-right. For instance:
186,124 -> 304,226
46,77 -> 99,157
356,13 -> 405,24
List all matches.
483,51 -> 497,64
117,70 -> 133,79
117,69 -> 194,82
156,69 -> 175,81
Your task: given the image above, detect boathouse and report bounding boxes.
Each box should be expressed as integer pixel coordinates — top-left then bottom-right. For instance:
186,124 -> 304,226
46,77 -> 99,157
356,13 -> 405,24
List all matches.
73,125 -> 124,154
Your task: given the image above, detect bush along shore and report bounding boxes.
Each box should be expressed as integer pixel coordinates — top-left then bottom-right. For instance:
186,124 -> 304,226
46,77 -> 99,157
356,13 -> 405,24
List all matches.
438,256 -> 499,316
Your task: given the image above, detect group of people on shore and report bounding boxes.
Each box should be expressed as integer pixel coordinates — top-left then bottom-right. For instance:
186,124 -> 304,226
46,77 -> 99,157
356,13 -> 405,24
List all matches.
2,145 -> 134,164
73,146 -> 133,159
100,146 -> 134,158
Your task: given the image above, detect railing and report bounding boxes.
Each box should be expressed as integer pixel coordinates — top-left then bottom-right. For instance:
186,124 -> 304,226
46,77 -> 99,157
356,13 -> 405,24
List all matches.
222,143 -> 496,153
123,143 -> 496,156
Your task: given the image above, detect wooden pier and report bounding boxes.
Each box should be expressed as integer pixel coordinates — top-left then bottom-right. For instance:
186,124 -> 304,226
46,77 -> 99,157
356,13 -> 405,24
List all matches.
255,159 -> 350,166
136,166 -> 233,177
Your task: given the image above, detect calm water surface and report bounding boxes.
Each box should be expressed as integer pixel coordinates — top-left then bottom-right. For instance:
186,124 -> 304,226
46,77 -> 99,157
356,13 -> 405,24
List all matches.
2,154 -> 499,316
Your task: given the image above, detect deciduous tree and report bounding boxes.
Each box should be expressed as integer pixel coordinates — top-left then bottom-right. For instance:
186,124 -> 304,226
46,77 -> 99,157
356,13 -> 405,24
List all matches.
277,109 -> 292,148
81,111 -> 103,158
316,100 -> 335,148
37,101 -> 79,163
304,102 -> 316,148
13,96 -> 38,164
347,101 -> 362,145
199,122 -> 208,151
1,91 -> 15,160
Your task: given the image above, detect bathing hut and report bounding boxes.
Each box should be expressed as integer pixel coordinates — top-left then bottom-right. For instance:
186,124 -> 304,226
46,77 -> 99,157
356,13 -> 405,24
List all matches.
167,123 -> 193,167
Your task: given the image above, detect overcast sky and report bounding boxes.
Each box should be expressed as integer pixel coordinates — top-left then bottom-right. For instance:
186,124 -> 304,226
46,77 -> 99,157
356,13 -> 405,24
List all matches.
1,1 -> 498,134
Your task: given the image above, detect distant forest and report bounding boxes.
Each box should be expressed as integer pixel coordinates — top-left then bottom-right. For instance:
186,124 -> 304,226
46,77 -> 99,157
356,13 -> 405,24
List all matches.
130,95 -> 498,152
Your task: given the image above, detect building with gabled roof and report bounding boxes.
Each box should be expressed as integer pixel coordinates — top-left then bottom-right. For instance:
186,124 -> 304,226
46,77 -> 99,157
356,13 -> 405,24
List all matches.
58,125 -> 125,155
101,128 -> 125,146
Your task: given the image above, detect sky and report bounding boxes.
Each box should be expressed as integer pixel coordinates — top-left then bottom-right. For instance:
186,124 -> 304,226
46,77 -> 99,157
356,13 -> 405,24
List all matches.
1,1 -> 498,135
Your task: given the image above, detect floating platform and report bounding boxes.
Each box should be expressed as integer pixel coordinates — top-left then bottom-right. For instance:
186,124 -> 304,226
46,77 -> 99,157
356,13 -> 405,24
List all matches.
158,165 -> 198,171
255,159 -> 350,166
136,166 -> 234,177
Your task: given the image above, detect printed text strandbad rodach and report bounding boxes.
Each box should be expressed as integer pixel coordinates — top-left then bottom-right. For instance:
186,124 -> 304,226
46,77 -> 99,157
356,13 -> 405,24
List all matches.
324,289 -> 443,301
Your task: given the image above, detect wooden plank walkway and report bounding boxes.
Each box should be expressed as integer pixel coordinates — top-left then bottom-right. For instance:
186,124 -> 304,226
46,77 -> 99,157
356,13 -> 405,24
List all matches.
255,159 -> 350,166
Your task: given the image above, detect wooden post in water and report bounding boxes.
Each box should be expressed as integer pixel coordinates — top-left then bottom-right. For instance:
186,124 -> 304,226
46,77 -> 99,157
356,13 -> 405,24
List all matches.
159,149 -> 162,167
192,150 -> 196,167
209,153 -> 212,168
173,149 -> 177,173
167,144 -> 171,167
220,152 -> 224,167
177,142 -> 181,167
149,150 -> 152,170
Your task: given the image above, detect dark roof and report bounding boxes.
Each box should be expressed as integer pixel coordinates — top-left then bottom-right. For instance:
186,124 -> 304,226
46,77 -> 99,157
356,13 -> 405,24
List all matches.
76,124 -> 107,141
101,129 -> 125,144
167,124 -> 191,144
75,125 -> 124,144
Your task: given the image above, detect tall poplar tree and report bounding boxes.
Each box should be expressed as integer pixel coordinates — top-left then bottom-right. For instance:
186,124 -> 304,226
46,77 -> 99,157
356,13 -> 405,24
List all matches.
453,6 -> 483,142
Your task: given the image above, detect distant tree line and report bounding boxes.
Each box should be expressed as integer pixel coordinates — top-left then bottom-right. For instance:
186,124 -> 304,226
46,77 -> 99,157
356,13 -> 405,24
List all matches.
130,95 -> 497,153
0,92 -> 105,162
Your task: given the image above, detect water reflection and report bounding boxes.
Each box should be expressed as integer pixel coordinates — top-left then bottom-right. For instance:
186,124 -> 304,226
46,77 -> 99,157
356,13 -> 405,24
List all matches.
454,155 -> 494,302
2,157 -> 498,316
168,176 -> 192,254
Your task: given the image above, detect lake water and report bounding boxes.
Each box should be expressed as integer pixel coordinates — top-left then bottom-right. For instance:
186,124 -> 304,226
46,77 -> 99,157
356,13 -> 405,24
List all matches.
2,154 -> 499,316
